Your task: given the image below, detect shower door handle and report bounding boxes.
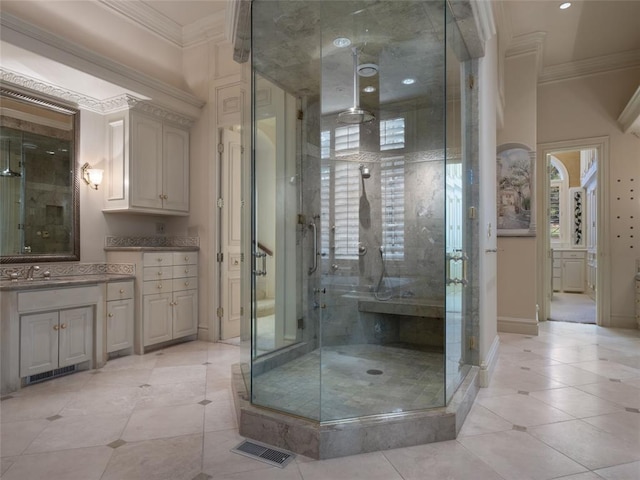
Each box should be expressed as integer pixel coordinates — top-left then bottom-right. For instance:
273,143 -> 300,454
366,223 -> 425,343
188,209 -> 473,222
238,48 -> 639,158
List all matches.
446,251 -> 468,286
308,221 -> 318,275
253,251 -> 267,276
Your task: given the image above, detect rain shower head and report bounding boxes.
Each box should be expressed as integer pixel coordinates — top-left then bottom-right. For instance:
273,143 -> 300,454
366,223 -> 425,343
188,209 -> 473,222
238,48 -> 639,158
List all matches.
338,48 -> 374,125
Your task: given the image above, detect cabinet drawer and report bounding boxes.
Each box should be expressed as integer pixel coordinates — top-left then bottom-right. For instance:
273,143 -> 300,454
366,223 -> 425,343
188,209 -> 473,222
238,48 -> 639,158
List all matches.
173,277 -> 198,292
562,251 -> 585,259
552,251 -> 561,259
143,280 -> 170,295
143,266 -> 173,281
173,252 -> 197,266
173,265 -> 197,278
107,281 -> 134,301
18,285 -> 100,313
143,252 -> 173,267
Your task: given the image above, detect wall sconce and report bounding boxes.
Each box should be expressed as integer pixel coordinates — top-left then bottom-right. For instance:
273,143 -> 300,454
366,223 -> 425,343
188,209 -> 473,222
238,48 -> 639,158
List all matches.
81,162 -> 103,190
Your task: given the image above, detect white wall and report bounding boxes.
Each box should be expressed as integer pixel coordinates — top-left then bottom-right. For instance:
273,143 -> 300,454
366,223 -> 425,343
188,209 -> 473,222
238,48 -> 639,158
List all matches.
538,67 -> 640,328
478,34 -> 499,385
496,52 -> 540,334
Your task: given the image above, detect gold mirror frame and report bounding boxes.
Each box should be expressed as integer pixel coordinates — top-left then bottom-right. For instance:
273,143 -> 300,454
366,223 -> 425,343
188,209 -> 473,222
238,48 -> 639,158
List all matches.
0,85 -> 80,264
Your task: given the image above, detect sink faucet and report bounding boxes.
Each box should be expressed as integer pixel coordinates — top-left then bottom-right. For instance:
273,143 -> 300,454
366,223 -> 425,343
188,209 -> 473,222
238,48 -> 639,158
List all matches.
26,265 -> 40,280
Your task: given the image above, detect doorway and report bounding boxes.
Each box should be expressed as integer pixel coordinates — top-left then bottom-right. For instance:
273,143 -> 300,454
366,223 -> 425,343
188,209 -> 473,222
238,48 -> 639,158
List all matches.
538,137 -> 610,326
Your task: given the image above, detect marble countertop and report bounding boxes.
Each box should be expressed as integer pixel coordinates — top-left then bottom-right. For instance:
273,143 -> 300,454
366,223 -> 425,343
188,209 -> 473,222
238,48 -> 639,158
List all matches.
0,274 -> 135,291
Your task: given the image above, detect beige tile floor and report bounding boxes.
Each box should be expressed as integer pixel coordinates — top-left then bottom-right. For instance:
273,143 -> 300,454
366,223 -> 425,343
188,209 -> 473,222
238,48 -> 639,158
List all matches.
1,320 -> 639,480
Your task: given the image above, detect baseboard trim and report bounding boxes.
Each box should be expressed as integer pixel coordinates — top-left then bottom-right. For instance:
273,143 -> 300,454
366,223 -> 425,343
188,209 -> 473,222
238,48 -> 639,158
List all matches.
497,316 -> 539,335
609,315 -> 638,330
479,335 -> 500,387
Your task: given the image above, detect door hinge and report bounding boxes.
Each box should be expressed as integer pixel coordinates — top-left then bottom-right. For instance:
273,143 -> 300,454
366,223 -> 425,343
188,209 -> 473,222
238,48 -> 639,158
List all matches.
217,143 -> 224,154
217,198 -> 224,208
240,306 -> 244,316
217,252 -> 224,262
217,306 -> 223,318
297,110 -> 304,120
469,335 -> 476,350
241,146 -> 245,154
468,206 -> 477,219
297,317 -> 304,329
240,253 -> 244,262
468,74 -> 475,90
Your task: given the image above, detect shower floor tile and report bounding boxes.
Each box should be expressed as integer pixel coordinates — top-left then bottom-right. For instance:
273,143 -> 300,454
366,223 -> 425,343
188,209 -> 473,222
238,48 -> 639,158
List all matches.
252,344 -> 445,421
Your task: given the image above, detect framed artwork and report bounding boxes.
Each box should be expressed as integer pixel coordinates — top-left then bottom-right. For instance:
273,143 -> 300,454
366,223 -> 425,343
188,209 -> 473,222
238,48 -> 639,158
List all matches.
496,144 -> 536,236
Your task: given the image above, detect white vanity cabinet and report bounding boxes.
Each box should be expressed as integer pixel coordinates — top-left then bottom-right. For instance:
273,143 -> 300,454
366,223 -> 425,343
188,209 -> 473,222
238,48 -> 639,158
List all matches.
20,306 -> 93,378
142,252 -> 198,348
104,106 -> 191,215
106,249 -> 199,354
106,280 -> 134,353
552,249 -> 586,293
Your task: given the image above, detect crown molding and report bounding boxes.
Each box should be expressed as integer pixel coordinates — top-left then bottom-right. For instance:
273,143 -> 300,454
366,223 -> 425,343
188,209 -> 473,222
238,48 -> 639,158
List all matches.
98,0 -> 228,48
539,49 -> 640,85
131,101 -> 197,128
0,68 -> 144,114
183,12 -> 227,47
618,85 -> 640,138
98,0 -> 183,47
0,13 -> 204,118
506,31 -> 546,72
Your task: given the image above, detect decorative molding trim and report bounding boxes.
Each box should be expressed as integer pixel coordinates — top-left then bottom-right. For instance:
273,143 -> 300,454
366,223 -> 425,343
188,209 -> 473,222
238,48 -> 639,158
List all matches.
618,85 -> 640,137
98,0 -> 183,47
471,0 -> 497,45
131,101 -> 197,127
0,13 -> 205,113
539,49 -> 640,85
98,0 -> 227,48
104,236 -> 200,248
497,316 -> 538,335
506,32 -> 546,74
0,263 -> 135,278
479,334 -> 500,388
0,68 -> 144,114
183,12 -> 227,47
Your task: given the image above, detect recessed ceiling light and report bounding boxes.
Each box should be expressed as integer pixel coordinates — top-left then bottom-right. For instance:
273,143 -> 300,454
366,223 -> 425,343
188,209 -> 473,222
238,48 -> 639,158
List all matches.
559,2 -> 571,9
402,78 -> 416,85
363,86 -> 376,93
333,37 -> 351,48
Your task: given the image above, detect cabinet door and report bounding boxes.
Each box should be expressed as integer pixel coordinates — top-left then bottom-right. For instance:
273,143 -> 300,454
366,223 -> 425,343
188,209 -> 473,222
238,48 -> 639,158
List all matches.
20,311 -> 59,378
562,259 -> 585,292
172,289 -> 198,338
130,113 -> 163,209
59,307 -> 92,368
107,299 -> 134,353
143,293 -> 172,346
162,125 -> 189,212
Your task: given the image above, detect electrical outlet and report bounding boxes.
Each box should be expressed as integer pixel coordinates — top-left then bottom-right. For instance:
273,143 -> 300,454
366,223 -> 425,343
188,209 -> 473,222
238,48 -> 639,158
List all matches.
156,222 -> 166,234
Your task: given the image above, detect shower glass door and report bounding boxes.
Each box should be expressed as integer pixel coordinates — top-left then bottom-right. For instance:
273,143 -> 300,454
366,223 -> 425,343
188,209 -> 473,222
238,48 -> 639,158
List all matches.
250,0 -> 474,424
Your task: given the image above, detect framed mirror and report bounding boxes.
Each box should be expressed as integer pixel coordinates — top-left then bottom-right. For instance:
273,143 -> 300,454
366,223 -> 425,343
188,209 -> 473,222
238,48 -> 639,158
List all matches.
0,86 -> 80,263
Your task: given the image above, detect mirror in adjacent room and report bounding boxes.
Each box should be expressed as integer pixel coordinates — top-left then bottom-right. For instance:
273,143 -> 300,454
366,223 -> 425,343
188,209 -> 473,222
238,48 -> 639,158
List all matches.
0,86 -> 80,263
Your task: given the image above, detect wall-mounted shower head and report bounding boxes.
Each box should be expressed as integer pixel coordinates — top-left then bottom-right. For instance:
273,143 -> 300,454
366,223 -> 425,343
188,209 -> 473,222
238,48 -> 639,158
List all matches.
359,164 -> 370,179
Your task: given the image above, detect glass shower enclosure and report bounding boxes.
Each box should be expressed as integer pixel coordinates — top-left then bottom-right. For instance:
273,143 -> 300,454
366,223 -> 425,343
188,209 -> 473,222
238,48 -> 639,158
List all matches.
247,0 -> 475,427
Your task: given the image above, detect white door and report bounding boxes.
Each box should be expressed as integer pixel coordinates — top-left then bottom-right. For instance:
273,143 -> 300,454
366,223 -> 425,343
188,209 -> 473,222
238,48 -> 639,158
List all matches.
107,299 -> 133,353
59,306 -> 92,368
20,311 -> 58,377
163,125 -> 190,212
219,128 -> 242,339
130,112 -> 163,209
173,289 -> 198,338
143,293 -> 172,346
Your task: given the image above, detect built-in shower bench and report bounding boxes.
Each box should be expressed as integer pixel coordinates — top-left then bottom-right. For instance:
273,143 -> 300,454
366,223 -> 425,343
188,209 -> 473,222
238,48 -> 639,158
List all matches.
358,299 -> 444,318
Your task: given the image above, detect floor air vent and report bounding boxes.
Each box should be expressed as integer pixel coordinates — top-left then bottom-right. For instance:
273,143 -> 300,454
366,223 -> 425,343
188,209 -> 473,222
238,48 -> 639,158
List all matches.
231,440 -> 295,468
25,365 -> 76,385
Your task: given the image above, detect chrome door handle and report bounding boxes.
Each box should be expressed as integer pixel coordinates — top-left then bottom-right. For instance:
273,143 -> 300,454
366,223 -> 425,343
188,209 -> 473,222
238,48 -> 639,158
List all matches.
308,220 -> 318,275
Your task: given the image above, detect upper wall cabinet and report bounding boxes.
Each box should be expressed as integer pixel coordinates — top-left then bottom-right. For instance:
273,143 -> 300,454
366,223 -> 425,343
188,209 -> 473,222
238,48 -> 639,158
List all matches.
103,102 -> 194,216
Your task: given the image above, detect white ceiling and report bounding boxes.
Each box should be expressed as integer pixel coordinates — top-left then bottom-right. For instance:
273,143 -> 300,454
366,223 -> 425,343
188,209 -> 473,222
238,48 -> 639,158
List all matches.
503,0 -> 640,67
138,0 -> 227,27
